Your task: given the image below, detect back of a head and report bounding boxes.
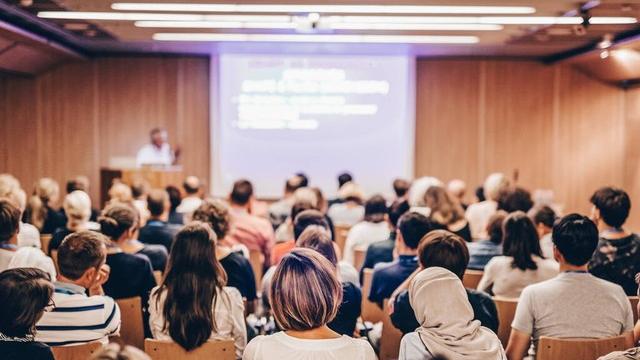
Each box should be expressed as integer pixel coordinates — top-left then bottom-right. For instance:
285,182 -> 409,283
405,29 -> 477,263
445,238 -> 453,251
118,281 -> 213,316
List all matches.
483,173 -> 509,202
27,178 -> 60,230
293,187 -> 319,209
497,186 -> 534,213
91,343 -> 151,360
108,182 -> 133,204
337,182 -> 364,203
0,268 -> 53,338
147,189 -> 169,217
293,209 -> 329,240
57,231 -> 107,280
165,186 -> 182,211
417,230 -> 469,279
269,248 -> 342,331
398,211 -> 445,250
63,190 -> 92,227
0,174 -> 20,198
364,194 -> 387,223
99,204 -> 137,240
295,172 -> 309,187
447,179 -> 466,199
0,199 -> 21,244
284,175 -> 304,194
552,214 -> 599,266
407,177 -> 443,207
424,186 -> 464,225
34,177 -> 60,203
66,176 -> 89,194
296,226 -> 338,266
337,172 -> 353,189
503,211 -> 542,270
388,200 -> 410,229
183,176 -> 201,195
192,199 -> 231,240
230,179 -> 253,206
590,187 -> 631,228
393,178 -> 411,198
290,201 -> 315,222
131,180 -> 149,199
486,210 -> 508,244
532,205 -> 557,229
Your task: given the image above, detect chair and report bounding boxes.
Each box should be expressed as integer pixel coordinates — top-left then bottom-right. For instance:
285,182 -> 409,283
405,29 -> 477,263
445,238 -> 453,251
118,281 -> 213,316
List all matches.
353,249 -> 366,271
113,297 -> 144,349
379,299 -> 403,360
144,339 -> 235,360
537,335 -> 628,360
153,270 -> 163,285
40,234 -> 52,253
249,250 -> 264,291
462,269 -> 483,290
334,225 -> 351,257
493,297 -> 518,347
51,341 -> 103,360
361,268 -> 384,323
629,296 -> 639,324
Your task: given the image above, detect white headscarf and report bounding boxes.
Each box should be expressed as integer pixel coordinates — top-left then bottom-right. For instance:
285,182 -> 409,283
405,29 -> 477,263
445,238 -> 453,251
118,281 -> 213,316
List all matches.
409,267 -> 505,360
8,247 -> 57,281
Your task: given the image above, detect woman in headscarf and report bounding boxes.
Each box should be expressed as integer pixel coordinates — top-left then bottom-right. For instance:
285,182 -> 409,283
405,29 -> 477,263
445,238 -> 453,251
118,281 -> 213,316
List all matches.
399,266 -> 505,360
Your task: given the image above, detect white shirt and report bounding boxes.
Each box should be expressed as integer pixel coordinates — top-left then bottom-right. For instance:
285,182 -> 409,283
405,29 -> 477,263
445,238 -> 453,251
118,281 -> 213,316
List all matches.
136,143 -> 173,166
243,332 -> 377,360
465,200 -> 498,240
477,255 -> 559,298
18,222 -> 41,248
327,204 -> 365,227
176,196 -> 203,223
343,221 -> 390,265
539,233 -> 555,260
0,248 -> 16,272
149,285 -> 247,359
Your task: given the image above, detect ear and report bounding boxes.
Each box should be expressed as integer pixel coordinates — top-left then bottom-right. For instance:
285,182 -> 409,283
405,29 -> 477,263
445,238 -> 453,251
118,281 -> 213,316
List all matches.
552,245 -> 563,263
79,266 -> 98,287
590,206 -> 601,222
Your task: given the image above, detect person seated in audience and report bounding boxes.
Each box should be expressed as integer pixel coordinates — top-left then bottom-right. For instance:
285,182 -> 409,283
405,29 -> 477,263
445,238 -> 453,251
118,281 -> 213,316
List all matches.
149,222 -> 246,358
107,182 -> 134,206
99,204 -> 167,272
425,185 -> 472,242
0,268 -> 55,360
23,178 -> 66,235
138,189 -> 180,252
8,246 -> 57,281
243,248 -> 376,360
342,195 -> 390,265
393,178 -> 411,202
271,201 -> 315,265
131,180 -> 150,226
369,212 -> 442,307
328,172 -> 354,208
295,172 -> 309,187
274,187 -> 319,243
466,173 -> 509,240
227,179 -> 276,269
588,187 -> 640,295
448,179 -> 469,210
192,200 -> 258,308
398,266 -> 505,360
48,190 -> 98,254
506,214 -> 634,360
0,199 -> 21,271
360,199 -> 410,279
176,175 -> 204,221
268,175 -> 304,230
497,186 -> 534,214
391,230 -> 499,334
2,186 -> 41,248
164,185 -> 184,225
327,182 -> 365,226
310,187 -> 337,241
65,176 -> 99,221
406,176 -> 443,212
36,231 -> 121,346
531,205 -> 557,259
467,211 -> 508,270
477,211 -> 558,298
90,343 -> 151,360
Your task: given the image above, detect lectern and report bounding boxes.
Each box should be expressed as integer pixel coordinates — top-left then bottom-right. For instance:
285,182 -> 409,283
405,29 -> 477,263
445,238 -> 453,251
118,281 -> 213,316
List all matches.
100,166 -> 183,206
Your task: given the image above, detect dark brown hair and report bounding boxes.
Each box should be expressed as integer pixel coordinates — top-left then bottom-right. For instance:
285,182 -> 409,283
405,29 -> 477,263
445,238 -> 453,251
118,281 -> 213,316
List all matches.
99,204 -> 138,240
503,211 -> 542,270
418,230 -> 469,279
147,189 -> 169,217
0,268 -> 53,337
296,226 -> 338,267
58,231 -> 108,280
0,199 -> 20,244
192,200 -> 230,240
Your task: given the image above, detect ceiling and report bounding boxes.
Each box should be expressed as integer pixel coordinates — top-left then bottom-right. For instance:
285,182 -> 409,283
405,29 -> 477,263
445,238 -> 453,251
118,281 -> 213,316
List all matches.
1,0 -> 640,60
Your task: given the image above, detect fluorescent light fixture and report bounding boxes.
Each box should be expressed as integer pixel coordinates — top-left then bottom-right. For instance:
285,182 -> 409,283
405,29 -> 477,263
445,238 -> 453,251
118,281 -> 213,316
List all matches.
328,23 -> 503,31
589,17 -> 638,24
136,20 -> 297,29
113,3 -> 536,14
152,33 -> 480,44
37,11 -> 291,22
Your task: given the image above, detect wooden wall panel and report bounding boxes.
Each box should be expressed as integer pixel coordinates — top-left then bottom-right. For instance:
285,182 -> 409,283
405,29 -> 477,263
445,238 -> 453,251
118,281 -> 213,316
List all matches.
624,87 -> 640,230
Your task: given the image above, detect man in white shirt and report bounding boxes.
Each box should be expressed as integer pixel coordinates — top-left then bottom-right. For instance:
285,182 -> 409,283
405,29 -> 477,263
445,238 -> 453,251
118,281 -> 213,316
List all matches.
136,127 -> 177,167
176,176 -> 203,220
466,173 -> 509,240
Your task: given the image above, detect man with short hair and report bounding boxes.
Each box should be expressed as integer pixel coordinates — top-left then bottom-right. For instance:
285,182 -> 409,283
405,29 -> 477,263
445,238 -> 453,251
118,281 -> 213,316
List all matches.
506,214 -> 634,360
588,187 -> 640,295
0,199 -> 20,271
532,205 -> 557,259
36,231 -> 121,346
328,172 -> 353,208
268,175 -> 304,230
176,176 -> 203,220
136,127 -> 178,166
138,189 -> 180,252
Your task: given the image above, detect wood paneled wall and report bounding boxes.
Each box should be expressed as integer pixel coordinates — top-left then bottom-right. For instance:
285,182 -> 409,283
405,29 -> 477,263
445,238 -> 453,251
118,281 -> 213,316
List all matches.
0,56 -> 638,228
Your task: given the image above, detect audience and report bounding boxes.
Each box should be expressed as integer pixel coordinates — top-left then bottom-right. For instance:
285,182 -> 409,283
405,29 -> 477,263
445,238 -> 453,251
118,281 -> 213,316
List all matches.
506,214 -> 634,359
8,247 -> 57,281
467,211 -> 507,270
588,187 -> 640,295
227,179 -> 276,269
271,201 -> 315,265
268,175 -> 304,229
165,185 -> 184,225
328,172 -> 354,208
131,180 -> 151,226
342,195 -> 390,265
327,182 -> 365,226
407,176 -> 442,211
36,231 -> 121,345
243,248 -> 376,360
466,173 -> 509,240
176,176 -> 203,221
273,187 -> 319,243
64,176 -> 99,221
477,211 -> 558,298
48,190 -> 97,254
448,179 -> 468,210
392,178 -> 411,202
391,230 -> 499,334
425,185 -> 472,242
23,178 -> 66,235
149,222 -> 246,358
531,205 -> 557,259
398,266 -> 505,360
0,268 -> 55,360
0,180 -> 42,248
107,182 -> 134,206
0,199 -> 21,271
497,186 -> 534,214
138,189 -> 180,252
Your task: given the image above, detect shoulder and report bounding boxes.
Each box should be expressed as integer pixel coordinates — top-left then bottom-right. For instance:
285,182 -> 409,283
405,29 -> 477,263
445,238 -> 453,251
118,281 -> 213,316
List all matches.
372,260 -> 397,273
350,337 -> 376,357
485,256 -> 510,268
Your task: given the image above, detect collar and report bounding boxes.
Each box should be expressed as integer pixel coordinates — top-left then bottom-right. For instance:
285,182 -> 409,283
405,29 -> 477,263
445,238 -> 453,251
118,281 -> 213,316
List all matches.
146,219 -> 167,226
398,255 -> 418,265
0,332 -> 34,342
0,243 -> 17,251
54,281 -> 86,295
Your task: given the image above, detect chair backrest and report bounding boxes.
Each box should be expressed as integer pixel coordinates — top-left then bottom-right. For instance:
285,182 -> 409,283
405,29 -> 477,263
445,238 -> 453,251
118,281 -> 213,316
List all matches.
462,269 -> 483,290
153,270 -> 163,285
51,341 -> 103,360
40,234 -> 52,254
629,296 -> 639,324
144,339 -> 235,360
361,268 -> 384,323
248,250 -> 263,291
353,249 -> 366,271
493,297 -> 518,347
379,299 -> 403,360
113,297 -> 144,349
334,225 -> 351,257
537,336 -> 628,360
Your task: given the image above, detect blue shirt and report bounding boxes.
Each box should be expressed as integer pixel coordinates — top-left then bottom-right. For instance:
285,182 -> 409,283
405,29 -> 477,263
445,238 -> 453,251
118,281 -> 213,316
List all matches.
368,255 -> 418,306
467,240 -> 502,271
359,232 -> 396,283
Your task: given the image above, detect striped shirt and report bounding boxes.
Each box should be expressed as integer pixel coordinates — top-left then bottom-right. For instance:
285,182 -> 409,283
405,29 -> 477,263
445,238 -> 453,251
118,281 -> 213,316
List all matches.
35,282 -> 120,346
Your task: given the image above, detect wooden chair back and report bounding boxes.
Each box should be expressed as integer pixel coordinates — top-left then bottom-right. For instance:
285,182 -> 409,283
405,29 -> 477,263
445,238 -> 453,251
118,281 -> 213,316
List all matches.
153,270 -> 163,285
629,296 -> 639,324
249,250 -> 264,291
537,335 -> 628,360
462,269 -> 483,290
361,268 -> 384,323
114,297 -> 144,349
144,339 -> 235,360
379,299 -> 403,360
353,249 -> 366,271
334,225 -> 351,258
40,234 -> 52,254
51,341 -> 103,360
493,297 -> 518,347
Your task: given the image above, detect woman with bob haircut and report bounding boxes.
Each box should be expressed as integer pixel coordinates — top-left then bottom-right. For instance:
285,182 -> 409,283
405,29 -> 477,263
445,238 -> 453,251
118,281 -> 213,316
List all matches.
243,248 -> 376,360
149,222 -> 246,358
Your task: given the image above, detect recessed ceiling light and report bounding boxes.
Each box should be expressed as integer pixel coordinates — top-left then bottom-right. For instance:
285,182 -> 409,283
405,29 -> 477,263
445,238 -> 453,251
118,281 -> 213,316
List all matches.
152,33 -> 480,44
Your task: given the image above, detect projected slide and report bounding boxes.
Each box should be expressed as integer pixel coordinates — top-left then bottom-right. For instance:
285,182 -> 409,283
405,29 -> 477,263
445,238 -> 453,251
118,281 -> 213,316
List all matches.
212,54 -> 414,198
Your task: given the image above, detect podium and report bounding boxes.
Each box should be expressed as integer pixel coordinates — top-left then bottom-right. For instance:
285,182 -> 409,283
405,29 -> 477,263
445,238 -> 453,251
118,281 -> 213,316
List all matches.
100,167 -> 184,206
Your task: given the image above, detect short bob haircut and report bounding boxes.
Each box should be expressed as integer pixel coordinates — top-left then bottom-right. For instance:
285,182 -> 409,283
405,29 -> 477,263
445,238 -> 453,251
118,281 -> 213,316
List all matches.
269,248 -> 342,331
417,230 -> 469,279
0,268 -> 53,338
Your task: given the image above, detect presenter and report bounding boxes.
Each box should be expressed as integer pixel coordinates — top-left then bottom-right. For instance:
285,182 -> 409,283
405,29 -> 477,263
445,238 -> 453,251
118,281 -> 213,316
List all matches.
136,127 -> 180,166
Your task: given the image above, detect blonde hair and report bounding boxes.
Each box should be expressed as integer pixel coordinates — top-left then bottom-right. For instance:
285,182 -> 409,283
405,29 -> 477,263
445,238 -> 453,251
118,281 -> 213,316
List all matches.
26,178 -> 60,231
424,186 -> 465,226
293,187 -> 318,208
63,191 -> 92,230
0,174 -> 21,198
269,248 -> 342,331
408,177 -> 443,207
483,173 -> 509,201
108,182 -> 133,204
337,182 -> 365,203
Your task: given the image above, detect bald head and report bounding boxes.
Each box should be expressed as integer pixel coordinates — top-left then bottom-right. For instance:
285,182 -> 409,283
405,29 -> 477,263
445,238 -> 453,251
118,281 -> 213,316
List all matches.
183,176 -> 201,196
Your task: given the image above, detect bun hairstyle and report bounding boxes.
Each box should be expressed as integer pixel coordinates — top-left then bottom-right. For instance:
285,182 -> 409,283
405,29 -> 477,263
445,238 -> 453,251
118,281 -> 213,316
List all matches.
99,204 -> 138,240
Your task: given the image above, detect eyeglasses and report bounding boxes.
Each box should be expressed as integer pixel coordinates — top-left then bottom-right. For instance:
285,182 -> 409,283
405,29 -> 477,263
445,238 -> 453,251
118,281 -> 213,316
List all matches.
44,299 -> 56,312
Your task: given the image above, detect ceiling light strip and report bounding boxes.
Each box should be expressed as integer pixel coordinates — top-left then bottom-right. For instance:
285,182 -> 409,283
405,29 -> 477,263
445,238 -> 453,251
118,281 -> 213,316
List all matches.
152,33 -> 480,43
